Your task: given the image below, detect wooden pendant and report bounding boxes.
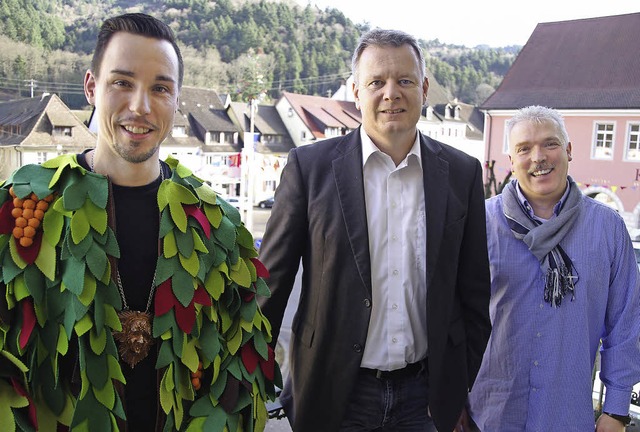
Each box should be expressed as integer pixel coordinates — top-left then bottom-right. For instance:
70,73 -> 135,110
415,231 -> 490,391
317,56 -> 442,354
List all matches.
113,310 -> 155,368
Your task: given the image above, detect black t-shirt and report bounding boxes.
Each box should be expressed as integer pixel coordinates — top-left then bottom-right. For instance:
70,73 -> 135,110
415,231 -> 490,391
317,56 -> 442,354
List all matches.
78,152 -> 167,431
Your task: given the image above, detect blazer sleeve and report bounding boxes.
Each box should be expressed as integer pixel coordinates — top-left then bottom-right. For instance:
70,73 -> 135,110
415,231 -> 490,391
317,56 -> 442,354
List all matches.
459,160 -> 492,388
257,148 -> 308,345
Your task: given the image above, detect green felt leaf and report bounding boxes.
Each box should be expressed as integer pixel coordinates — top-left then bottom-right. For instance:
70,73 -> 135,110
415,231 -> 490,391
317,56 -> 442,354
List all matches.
210,369 -> 227,400
252,331 -> 268,361
86,242 -> 107,280
159,364 -> 175,414
179,250 -> 200,278
24,264 -> 45,304
62,256 -> 86,295
70,206 -> 91,245
90,327 -> 107,354
175,162 -> 193,179
156,340 -> 175,369
254,278 -> 271,298
185,417 -> 207,432
104,304 -> 121,332
172,324 -> 185,355
92,378 -> 115,410
74,313 -> 93,337
57,324 -> 69,355
83,198 -> 107,235
169,201 -> 188,233
203,203 -> 222,229
227,326 -> 243,356
152,311 -> 174,338
226,357 -> 242,381
236,225 -> 256,254
51,194 -> 72,217
107,354 -> 126,384
71,389 -> 110,432
85,347 -> 108,389
217,200 -> 241,227
2,248 -> 22,283
239,298 -> 257,324
42,203 -> 64,247
42,154 -> 80,187
192,228 -> 208,254
173,269 -> 196,307
230,258 -> 251,288
175,228 -> 194,258
194,184 -> 218,205
40,361 -> 65,415
199,322 -> 221,361
158,181 -> 198,211
0,350 -> 29,373
62,178 -> 90,211
78,274 -> 96,307
13,274 -> 29,301
182,338 -> 199,372
213,217 -> 237,251
34,238 -> 56,281
202,405 -> 227,432
93,293 -> 106,334
163,230 -> 178,258
8,236 -> 27,270
188,396 -> 214,418
160,208 -> 174,238
102,228 -> 120,258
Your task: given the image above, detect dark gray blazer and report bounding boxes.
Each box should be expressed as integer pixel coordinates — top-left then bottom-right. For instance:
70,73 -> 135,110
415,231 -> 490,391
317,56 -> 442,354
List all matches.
258,127 -> 491,432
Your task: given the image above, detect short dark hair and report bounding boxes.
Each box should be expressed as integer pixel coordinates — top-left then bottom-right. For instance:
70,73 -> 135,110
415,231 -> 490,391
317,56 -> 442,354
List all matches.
351,28 -> 426,84
91,13 -> 184,88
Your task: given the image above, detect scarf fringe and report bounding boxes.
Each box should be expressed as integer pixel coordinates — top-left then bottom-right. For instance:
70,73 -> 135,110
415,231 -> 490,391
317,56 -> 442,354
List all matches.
544,264 -> 577,307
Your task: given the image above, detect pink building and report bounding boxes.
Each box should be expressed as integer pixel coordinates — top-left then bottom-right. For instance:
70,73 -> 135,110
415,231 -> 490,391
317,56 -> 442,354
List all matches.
482,13 -> 640,232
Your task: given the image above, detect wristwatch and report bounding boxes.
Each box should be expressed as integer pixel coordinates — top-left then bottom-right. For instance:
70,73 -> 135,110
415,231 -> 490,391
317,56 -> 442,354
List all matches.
603,411 -> 632,426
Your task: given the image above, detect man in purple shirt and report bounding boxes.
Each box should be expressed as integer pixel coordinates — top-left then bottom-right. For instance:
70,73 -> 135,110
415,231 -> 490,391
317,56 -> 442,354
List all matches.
465,105 -> 640,431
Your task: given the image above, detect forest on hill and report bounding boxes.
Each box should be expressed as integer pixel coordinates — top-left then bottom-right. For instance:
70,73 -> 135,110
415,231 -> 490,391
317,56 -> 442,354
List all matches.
0,0 -> 520,108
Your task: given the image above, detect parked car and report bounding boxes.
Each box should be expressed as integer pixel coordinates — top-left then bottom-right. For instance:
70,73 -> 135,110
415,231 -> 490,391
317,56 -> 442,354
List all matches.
257,197 -> 274,209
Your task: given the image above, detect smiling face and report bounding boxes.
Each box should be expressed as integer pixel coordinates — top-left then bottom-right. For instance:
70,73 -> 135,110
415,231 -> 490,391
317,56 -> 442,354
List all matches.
509,119 -> 572,214
352,44 -> 428,161
84,32 -> 180,166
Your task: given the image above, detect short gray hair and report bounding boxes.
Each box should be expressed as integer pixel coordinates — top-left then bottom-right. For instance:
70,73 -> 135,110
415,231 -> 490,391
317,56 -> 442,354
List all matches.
506,105 -> 570,149
351,28 -> 426,84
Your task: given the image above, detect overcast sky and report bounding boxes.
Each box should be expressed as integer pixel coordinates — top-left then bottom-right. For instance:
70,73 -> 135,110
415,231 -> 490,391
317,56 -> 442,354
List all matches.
294,0 -> 640,47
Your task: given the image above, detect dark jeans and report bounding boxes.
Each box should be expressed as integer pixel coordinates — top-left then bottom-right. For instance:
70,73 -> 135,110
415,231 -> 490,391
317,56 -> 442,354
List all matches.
339,366 -> 437,432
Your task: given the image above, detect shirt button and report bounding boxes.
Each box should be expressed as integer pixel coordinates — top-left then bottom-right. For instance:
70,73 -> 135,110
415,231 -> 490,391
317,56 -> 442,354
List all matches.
532,387 -> 537,392
392,337 -> 398,343
536,332 -> 542,337
392,235 -> 397,240
534,361 -> 539,366
539,304 -> 544,309
392,304 -> 398,310
353,344 -> 363,353
363,299 -> 371,308
392,269 -> 399,275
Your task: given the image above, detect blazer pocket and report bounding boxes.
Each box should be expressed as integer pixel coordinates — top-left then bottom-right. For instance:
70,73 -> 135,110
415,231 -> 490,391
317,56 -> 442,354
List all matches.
292,319 -> 315,348
448,317 -> 466,347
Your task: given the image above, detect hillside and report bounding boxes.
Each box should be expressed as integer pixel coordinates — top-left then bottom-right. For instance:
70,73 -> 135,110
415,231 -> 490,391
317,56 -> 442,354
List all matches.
0,0 -> 519,108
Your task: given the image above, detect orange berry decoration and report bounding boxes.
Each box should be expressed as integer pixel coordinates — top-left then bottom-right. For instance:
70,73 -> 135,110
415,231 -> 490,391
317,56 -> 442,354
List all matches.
191,361 -> 204,391
8,187 -> 56,247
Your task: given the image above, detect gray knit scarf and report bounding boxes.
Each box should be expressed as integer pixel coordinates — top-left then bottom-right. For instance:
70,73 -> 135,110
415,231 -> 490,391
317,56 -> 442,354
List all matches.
502,176 -> 582,307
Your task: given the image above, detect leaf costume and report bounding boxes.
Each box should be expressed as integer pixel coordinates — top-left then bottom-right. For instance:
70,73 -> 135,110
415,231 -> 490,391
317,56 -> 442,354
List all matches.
0,154 -> 281,432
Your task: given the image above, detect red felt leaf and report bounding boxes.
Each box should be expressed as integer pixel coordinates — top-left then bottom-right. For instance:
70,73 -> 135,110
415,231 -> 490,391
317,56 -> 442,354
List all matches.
193,285 -> 212,307
240,289 -> 255,302
17,230 -> 43,265
173,299 -> 195,334
184,205 -> 211,239
19,299 -> 36,350
241,343 -> 260,374
259,345 -> 275,381
0,200 -> 14,234
10,377 -> 37,429
154,279 -> 174,317
250,258 -> 270,279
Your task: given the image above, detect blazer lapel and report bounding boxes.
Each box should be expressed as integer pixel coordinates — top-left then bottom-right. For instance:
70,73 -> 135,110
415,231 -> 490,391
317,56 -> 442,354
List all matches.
333,132 -> 372,294
422,136 -> 449,286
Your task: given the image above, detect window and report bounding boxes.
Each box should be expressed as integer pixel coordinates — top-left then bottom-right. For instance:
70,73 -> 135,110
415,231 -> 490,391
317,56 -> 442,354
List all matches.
593,123 -> 614,159
172,126 -> 187,137
52,126 -> 72,137
625,123 -> 640,161
36,152 -> 47,164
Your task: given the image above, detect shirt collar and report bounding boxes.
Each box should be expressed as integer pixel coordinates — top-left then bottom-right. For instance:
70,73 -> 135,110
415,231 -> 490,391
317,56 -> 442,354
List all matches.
360,127 -> 422,168
515,179 -> 570,220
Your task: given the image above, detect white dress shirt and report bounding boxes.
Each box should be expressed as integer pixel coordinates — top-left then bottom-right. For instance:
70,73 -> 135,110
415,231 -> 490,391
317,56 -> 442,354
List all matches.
359,128 -> 428,371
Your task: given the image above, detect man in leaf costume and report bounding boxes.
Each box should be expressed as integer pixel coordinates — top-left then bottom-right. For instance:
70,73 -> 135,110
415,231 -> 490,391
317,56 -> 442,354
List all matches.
0,13 -> 280,432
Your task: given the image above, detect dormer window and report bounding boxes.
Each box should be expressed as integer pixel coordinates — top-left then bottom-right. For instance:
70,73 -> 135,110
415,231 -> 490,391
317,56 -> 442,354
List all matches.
172,126 -> 187,137
53,126 -> 72,137
287,108 -> 294,117
454,106 -> 461,120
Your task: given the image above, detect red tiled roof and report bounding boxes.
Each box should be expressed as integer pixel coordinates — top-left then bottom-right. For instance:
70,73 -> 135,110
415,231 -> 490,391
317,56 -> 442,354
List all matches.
482,13 -> 640,110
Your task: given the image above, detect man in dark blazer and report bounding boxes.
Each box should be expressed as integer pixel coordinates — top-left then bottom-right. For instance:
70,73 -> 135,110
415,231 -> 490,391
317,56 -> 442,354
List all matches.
258,28 -> 491,432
